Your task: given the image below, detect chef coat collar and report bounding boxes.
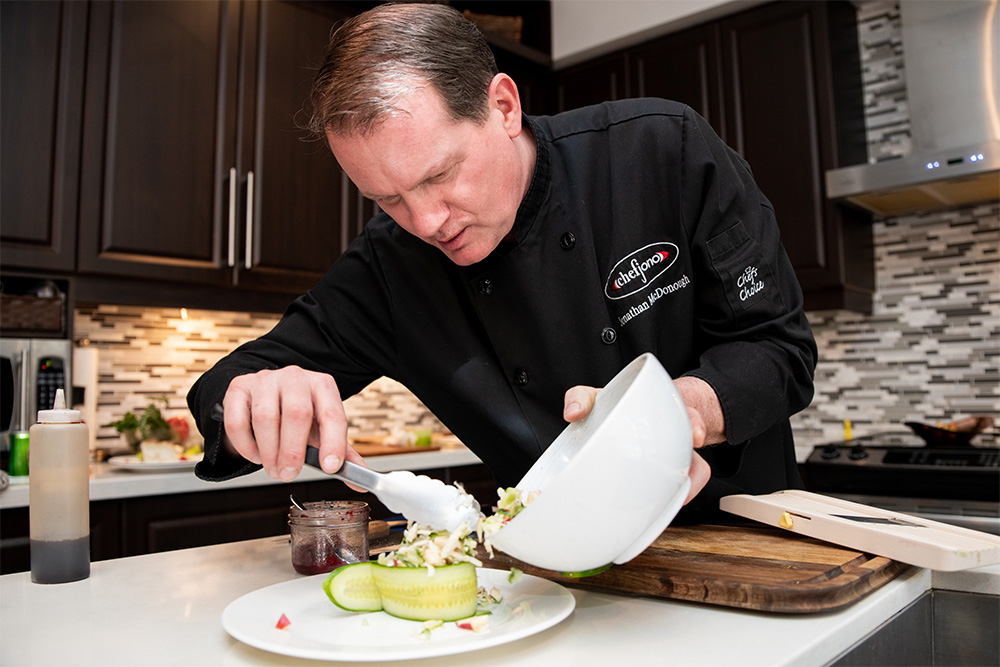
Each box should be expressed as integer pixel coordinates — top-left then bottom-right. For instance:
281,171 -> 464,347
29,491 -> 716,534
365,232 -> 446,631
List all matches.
463,114 -> 551,272
509,114 -> 550,245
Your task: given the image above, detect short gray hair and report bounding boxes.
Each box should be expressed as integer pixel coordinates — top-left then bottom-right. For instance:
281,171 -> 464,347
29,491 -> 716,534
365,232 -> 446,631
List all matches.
306,3 -> 498,138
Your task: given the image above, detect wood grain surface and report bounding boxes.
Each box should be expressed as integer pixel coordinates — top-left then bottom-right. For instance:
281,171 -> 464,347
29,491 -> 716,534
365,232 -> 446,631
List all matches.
351,442 -> 441,457
476,523 -> 911,613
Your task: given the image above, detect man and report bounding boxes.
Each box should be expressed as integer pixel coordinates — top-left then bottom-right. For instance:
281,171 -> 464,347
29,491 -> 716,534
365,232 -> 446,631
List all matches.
188,3 -> 816,522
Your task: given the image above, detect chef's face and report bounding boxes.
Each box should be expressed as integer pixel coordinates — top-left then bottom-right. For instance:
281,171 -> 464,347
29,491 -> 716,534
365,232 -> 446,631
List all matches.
327,75 -> 532,266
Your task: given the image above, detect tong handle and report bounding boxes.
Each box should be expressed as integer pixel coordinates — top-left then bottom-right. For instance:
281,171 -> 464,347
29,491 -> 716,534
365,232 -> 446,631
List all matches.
304,447 -> 382,491
212,403 -> 378,489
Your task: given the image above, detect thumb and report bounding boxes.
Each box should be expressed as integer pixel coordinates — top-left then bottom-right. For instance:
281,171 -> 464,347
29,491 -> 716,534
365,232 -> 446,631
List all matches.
563,385 -> 601,422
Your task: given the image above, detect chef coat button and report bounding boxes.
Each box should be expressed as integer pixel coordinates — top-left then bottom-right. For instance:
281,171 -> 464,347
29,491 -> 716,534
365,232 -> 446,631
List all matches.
559,232 -> 576,250
601,327 -> 617,344
478,279 -> 493,296
514,369 -> 529,386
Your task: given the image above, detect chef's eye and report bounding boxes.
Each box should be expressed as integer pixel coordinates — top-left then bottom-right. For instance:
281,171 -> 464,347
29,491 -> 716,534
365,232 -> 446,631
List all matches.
429,168 -> 451,184
375,195 -> 401,207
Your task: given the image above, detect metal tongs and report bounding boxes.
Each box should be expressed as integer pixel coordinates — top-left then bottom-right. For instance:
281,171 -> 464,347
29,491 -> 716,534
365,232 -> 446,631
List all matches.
211,404 -> 481,532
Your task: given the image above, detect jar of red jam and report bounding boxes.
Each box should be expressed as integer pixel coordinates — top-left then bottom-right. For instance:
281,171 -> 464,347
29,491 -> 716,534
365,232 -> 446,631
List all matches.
288,500 -> 369,575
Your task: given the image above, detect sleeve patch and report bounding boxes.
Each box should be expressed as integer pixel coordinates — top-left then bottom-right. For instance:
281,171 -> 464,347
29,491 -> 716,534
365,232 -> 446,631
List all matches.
707,221 -> 777,314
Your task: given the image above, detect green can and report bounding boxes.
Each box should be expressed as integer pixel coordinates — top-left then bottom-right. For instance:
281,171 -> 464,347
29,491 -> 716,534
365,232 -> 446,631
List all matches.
9,431 -> 29,476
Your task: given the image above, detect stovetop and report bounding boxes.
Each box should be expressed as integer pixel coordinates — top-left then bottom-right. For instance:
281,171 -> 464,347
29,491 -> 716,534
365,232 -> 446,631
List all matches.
804,431 -> 999,503
817,430 -> 998,449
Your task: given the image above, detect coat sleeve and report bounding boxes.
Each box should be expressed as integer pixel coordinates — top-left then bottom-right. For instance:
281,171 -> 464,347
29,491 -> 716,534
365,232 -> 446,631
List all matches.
678,107 -> 817,445
187,228 -> 397,481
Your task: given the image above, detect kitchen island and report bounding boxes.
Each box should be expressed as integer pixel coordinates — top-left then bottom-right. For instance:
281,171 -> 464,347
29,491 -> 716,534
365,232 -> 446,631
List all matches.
1,534 -> 996,667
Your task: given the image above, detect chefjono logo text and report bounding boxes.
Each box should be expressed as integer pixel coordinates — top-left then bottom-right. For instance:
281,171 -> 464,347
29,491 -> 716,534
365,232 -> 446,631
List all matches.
604,242 -> 679,299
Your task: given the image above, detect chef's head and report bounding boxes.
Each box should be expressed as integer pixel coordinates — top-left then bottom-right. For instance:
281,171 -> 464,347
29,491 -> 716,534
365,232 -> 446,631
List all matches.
307,3 -> 535,267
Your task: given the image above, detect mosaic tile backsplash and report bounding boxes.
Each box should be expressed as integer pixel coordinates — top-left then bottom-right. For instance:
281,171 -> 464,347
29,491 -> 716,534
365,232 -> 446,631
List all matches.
75,306 -> 444,449
74,0 -> 997,458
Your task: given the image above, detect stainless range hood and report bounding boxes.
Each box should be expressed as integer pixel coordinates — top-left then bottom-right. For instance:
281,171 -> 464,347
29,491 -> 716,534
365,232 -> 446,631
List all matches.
826,0 -> 1000,216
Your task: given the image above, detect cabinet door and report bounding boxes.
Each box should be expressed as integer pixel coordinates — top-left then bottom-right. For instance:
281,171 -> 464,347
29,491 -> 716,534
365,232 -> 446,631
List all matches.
630,24 -> 725,138
0,1 -> 86,272
234,1 -> 374,294
77,0 -> 239,286
719,1 -> 871,310
551,53 -> 629,113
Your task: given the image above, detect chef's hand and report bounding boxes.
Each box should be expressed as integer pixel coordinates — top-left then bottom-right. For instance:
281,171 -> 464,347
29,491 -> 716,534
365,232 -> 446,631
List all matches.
221,366 -> 366,481
563,377 -> 724,504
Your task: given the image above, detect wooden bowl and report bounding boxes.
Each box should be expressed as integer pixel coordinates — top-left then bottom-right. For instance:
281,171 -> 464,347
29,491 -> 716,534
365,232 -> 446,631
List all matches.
905,416 -> 994,447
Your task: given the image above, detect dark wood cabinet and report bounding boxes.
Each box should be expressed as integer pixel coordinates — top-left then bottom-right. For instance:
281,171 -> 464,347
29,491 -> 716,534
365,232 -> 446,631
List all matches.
231,0 -> 377,293
549,1 -> 872,312
630,24 -> 724,135
2,0 -> 551,312
717,1 -> 872,312
552,53 -> 629,113
0,1 -> 87,273
75,0 -> 373,296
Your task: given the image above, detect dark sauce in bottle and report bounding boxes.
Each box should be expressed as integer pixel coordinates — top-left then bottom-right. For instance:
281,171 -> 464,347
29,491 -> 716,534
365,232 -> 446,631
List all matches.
30,537 -> 91,584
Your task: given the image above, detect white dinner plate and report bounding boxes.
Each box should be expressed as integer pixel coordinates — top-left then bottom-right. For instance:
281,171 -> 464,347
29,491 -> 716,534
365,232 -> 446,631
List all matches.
221,568 -> 575,662
106,454 -> 202,472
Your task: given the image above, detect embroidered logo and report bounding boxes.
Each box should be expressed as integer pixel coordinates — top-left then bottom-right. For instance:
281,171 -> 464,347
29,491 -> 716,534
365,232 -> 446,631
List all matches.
737,264 -> 765,302
604,242 -> 679,300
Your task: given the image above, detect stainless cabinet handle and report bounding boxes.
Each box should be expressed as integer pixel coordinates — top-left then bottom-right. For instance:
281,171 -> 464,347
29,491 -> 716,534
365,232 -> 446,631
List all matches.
227,167 -> 237,267
244,170 -> 254,269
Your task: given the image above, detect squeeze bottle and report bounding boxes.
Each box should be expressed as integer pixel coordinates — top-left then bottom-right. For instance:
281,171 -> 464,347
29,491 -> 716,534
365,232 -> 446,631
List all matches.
28,389 -> 91,583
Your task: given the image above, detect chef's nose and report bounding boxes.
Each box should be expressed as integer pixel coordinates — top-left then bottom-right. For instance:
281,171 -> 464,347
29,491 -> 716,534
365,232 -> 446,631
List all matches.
407,196 -> 450,238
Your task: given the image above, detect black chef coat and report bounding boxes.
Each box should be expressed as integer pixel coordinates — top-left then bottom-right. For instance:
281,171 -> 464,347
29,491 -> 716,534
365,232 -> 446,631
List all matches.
189,99 -> 817,522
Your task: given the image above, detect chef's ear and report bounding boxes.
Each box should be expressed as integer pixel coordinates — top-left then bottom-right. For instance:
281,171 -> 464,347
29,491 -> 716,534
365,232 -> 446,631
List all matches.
489,73 -> 523,137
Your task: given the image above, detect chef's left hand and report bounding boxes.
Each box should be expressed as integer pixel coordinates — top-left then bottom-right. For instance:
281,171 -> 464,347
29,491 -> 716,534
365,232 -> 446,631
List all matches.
563,383 -> 714,504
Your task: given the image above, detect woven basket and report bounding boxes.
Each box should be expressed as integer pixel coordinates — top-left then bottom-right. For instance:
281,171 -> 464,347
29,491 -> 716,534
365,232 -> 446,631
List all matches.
463,10 -> 523,43
0,294 -> 64,332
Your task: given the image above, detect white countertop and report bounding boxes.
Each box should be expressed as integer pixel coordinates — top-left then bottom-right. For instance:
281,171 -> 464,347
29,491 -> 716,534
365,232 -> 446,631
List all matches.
0,447 -> 483,510
1,534 -> 975,667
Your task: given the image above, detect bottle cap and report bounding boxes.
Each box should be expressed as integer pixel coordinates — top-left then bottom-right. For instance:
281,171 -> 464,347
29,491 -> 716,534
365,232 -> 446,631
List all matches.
37,389 -> 82,423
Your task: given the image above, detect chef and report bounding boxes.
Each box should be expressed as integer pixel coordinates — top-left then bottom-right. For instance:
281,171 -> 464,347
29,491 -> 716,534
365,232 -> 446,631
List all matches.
188,3 -> 817,522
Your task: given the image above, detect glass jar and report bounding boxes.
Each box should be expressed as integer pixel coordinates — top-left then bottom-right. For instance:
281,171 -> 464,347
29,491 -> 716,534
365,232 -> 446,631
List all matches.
288,500 -> 369,575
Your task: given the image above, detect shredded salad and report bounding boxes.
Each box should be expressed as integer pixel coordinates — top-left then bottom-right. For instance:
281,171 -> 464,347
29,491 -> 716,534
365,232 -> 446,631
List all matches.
377,485 -> 539,571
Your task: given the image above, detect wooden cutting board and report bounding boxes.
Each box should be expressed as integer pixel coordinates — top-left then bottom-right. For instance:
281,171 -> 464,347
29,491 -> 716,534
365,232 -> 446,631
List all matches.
475,523 -> 910,613
351,442 -> 441,457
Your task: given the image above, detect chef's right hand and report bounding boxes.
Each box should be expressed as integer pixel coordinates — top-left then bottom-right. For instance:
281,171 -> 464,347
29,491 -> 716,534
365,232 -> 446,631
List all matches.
563,384 -> 712,505
222,366 -> 361,481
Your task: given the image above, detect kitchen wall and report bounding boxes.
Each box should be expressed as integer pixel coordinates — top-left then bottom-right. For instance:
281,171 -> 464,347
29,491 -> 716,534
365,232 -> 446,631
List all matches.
74,306 -> 444,449
76,0 -> 997,456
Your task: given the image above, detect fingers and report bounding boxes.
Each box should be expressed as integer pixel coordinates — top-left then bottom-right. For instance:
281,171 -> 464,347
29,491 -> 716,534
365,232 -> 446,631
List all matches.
563,385 -> 601,422
275,385 -> 313,481
686,406 -> 707,449
312,380 -> 349,473
224,366 -> 347,481
341,445 -> 369,493
222,379 -> 262,466
683,451 -> 711,505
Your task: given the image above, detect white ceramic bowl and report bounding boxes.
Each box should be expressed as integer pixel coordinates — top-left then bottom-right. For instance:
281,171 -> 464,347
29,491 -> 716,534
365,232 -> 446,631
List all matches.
489,353 -> 692,572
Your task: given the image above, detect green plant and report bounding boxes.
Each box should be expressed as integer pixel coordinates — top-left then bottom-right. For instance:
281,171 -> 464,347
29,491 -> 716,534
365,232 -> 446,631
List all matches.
106,396 -> 176,445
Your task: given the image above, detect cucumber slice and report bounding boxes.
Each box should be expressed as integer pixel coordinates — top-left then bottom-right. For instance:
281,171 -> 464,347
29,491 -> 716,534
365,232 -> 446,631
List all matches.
372,562 -> 478,622
323,562 -> 382,612
559,563 -> 612,578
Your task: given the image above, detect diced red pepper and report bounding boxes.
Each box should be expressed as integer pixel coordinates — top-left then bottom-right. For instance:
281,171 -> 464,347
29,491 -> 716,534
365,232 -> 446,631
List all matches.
455,616 -> 489,632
